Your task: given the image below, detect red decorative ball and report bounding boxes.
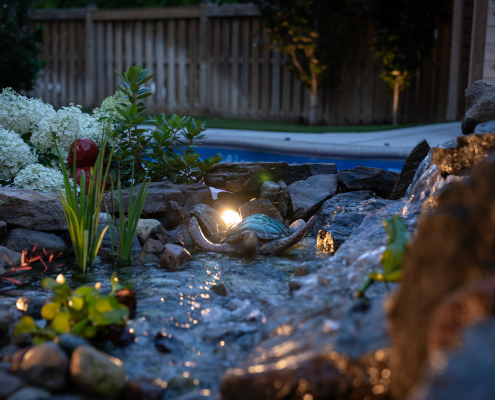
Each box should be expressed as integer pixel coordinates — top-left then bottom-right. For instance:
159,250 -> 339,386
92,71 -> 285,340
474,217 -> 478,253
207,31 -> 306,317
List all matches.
70,167 -> 93,194
67,138 -> 99,169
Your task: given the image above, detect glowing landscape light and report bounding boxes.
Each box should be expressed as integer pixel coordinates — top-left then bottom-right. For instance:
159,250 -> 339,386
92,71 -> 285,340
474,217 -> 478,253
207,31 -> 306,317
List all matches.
222,210 -> 241,227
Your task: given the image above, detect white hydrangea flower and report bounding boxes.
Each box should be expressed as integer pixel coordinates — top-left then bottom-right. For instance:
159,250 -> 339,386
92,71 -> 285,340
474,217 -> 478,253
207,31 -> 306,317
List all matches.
0,126 -> 36,181
92,91 -> 130,124
13,164 -> 67,193
0,88 -> 55,137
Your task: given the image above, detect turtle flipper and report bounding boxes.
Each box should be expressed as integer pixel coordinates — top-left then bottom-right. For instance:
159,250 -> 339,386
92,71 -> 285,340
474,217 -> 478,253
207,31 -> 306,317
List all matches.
259,216 -> 316,254
189,217 -> 234,252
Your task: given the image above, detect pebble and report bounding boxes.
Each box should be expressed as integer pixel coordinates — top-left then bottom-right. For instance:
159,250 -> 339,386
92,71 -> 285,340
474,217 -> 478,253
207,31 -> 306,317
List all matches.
159,244 -> 193,271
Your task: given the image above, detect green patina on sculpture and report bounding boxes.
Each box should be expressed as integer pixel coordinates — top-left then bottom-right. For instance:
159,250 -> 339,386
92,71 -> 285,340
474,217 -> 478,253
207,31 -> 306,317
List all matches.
189,213 -> 316,256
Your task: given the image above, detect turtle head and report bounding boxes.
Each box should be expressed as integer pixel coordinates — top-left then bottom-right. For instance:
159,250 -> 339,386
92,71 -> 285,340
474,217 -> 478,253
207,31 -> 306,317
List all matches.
242,231 -> 258,257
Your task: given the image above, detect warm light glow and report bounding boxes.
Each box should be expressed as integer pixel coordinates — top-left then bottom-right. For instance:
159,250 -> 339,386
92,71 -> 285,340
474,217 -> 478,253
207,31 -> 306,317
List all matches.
56,274 -> 66,284
223,210 -> 241,227
16,297 -> 28,311
95,282 -> 102,290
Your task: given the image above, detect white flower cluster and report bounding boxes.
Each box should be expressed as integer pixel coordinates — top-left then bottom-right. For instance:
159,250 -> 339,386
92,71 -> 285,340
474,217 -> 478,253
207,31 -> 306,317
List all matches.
0,126 -> 36,181
13,164 -> 66,194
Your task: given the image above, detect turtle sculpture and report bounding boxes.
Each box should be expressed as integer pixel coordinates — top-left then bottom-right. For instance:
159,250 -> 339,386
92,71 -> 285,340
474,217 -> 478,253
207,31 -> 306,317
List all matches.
189,213 -> 316,256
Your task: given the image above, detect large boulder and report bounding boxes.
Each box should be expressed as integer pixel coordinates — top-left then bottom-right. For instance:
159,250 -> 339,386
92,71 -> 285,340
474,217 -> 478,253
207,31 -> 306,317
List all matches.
239,198 -> 283,222
461,80 -> 495,135
105,182 -> 213,218
389,156 -> 495,399
389,139 -> 431,200
0,229 -> 68,256
191,204 -> 227,239
288,174 -> 339,220
0,188 -> 66,232
284,163 -> 338,185
0,247 -> 22,269
337,167 -> 399,199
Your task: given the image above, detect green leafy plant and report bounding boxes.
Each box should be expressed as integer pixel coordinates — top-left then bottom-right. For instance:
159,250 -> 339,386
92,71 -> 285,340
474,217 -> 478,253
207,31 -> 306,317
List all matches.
356,215 -> 411,297
110,65 -> 221,186
106,164 -> 151,261
13,273 -> 128,343
52,129 -> 115,273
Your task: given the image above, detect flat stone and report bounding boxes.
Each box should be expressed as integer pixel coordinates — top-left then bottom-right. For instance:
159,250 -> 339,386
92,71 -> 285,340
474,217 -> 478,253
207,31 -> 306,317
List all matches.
0,247 -> 21,269
0,370 -> 24,399
389,157 -> 495,399
136,219 -> 162,245
461,80 -> 495,134
191,204 -> 226,239
259,181 -> 279,202
432,132 -> 495,176
159,244 -> 193,271
6,387 -> 51,400
284,163 -> 338,185
0,229 -> 67,256
70,345 -> 126,397
316,213 -> 368,254
166,201 -> 190,230
0,188 -> 66,232
204,162 -> 288,192
337,167 -> 399,199
17,343 -> 69,392
0,222 -> 6,240
389,138 -> 431,200
239,198 -> 283,222
288,174 -> 338,220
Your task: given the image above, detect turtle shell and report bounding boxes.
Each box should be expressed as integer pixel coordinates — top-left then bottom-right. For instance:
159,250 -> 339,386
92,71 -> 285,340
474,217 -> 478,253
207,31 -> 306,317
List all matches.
225,214 -> 289,243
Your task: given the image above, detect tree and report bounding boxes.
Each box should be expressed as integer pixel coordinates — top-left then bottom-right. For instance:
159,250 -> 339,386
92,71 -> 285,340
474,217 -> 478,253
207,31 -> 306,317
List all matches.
369,0 -> 451,125
253,0 -> 366,126
0,0 -> 45,92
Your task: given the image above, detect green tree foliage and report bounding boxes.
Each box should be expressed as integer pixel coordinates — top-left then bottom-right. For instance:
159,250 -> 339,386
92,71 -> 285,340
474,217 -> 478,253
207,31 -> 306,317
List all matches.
253,0 -> 367,126
0,0 -> 45,92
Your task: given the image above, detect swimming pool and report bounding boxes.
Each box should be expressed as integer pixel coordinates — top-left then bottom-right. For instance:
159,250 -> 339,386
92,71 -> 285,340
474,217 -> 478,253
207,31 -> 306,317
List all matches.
195,146 -> 405,172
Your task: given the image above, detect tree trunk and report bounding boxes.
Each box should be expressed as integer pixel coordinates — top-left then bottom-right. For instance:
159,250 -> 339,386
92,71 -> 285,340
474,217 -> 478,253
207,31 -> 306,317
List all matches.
393,80 -> 400,126
308,88 -> 319,127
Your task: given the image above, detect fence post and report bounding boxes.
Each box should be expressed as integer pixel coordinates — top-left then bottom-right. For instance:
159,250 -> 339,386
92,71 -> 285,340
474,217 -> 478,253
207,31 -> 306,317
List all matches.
85,5 -> 97,109
199,2 -> 209,113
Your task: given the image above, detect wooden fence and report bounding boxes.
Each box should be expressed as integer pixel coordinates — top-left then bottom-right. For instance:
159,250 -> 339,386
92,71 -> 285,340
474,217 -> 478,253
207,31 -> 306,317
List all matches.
30,4 -> 453,125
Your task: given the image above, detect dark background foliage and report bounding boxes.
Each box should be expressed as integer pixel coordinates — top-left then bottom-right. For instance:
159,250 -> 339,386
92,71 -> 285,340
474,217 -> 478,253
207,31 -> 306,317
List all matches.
0,0 -> 45,92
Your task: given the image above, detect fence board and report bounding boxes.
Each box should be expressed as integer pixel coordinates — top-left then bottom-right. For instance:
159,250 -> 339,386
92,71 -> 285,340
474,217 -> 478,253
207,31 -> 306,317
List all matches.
77,21 -> 85,105
95,22 -> 105,105
177,20 -> 187,112
155,21 -> 165,107
145,21 -> 155,108
240,18 -> 250,117
68,22 -> 76,104
60,22 -> 67,106
250,19 -> 260,118
221,19 -> 231,114
124,22 -> 133,69
105,23 -> 114,99
231,18 -> 240,116
114,22 -> 123,91
167,20 -> 176,108
188,19 -> 198,111
212,18 -> 221,112
261,28 -> 270,119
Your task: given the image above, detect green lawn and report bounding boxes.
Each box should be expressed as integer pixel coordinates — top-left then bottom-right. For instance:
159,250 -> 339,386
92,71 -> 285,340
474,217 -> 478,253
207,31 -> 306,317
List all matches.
146,115 -> 431,133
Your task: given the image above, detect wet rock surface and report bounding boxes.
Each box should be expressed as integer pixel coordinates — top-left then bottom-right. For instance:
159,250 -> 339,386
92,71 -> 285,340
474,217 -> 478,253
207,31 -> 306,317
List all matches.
461,80 -> 495,134
136,219 -> 162,245
337,167 -> 399,199
0,188 -> 66,232
390,139 -> 431,200
239,198 -> 283,222
259,181 -> 280,202
284,163 -> 338,184
166,201 -> 190,230
289,174 -> 338,220
191,204 -> 226,239
316,212 -> 368,254
160,244 -> 193,271
0,229 -> 68,256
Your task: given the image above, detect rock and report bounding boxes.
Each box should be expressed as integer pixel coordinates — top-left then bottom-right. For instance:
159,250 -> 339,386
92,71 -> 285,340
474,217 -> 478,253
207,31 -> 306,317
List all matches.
0,222 -> 6,240
10,347 -> 31,373
461,80 -> 495,134
135,219 -> 162,245
166,201 -> 190,230
211,282 -> 229,296
389,139 -> 431,200
159,244 -> 193,271
337,167 -> 399,199
217,191 -> 260,210
17,343 -> 68,392
474,119 -> 495,133
416,317 -> 495,400
122,379 -> 165,400
151,224 -> 192,246
191,204 -> 226,239
0,188 -> 66,232
288,174 -> 338,220
239,198 -> 283,223
275,180 -> 289,218
55,334 -> 88,357
70,345 -> 126,397
316,213 -> 368,254
313,190 -> 388,233
389,156 -> 495,399
432,132 -> 495,176
204,162 -> 288,192
140,238 -> 163,255
259,181 -> 279,202
0,370 -> 24,399
294,261 -> 325,277
0,247 -> 21,269
284,163 -> 338,185
0,229 -> 68,256
105,182 -> 212,218
115,288 -> 137,311
6,387 -> 51,400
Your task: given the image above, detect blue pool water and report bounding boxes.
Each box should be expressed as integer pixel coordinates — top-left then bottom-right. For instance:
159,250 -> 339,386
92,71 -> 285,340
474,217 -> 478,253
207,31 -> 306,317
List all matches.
195,146 -> 405,172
